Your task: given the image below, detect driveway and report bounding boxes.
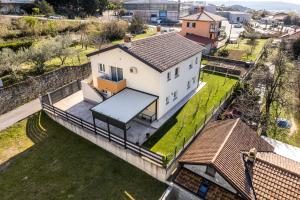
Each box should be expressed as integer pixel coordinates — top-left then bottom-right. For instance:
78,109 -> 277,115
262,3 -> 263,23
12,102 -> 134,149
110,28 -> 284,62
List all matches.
0,99 -> 41,132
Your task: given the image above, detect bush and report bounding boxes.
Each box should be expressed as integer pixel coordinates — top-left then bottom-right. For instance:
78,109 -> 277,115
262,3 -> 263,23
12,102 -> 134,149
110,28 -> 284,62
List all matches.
0,41 -> 33,51
128,15 -> 146,34
102,21 -> 128,41
218,49 -> 229,57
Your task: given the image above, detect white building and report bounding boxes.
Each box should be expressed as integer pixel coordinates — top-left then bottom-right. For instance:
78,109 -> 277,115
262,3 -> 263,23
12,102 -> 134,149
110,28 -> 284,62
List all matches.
218,11 -> 252,24
87,32 -> 204,125
0,0 -> 34,14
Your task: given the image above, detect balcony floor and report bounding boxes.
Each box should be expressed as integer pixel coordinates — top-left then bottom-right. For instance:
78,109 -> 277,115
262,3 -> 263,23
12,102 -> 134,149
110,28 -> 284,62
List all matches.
54,91 -> 157,145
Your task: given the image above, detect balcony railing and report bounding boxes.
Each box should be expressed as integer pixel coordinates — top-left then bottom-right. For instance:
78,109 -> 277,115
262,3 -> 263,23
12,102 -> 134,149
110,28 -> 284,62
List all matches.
209,27 -> 220,33
97,76 -> 126,94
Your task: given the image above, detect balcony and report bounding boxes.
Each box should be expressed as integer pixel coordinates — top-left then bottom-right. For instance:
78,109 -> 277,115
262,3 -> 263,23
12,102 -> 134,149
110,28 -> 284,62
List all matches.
209,27 -> 220,33
97,76 -> 126,95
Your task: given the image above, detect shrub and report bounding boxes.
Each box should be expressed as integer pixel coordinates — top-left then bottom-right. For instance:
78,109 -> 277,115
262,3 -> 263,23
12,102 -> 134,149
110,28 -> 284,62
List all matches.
102,21 -> 128,41
0,41 -> 33,51
128,14 -> 146,34
218,49 -> 229,57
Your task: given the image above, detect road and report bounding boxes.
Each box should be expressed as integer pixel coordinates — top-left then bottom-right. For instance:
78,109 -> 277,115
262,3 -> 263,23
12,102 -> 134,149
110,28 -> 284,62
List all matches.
0,98 -> 41,132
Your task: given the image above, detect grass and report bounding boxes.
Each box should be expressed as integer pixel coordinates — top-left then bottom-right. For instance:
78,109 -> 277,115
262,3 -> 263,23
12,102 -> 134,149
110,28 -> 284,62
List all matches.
112,28 -> 156,45
143,72 -> 238,161
0,112 -> 166,200
216,39 -> 267,61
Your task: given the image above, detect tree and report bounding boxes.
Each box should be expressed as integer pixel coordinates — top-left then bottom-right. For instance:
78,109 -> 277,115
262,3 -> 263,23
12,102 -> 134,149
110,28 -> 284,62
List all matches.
80,0 -> 100,15
292,38 -> 300,60
53,35 -> 74,65
36,0 -> 54,16
26,41 -> 56,74
128,14 -> 146,34
251,43 -> 294,133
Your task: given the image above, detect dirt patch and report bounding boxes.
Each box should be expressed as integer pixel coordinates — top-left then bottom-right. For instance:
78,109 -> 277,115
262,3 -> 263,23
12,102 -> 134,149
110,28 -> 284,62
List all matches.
228,50 -> 245,60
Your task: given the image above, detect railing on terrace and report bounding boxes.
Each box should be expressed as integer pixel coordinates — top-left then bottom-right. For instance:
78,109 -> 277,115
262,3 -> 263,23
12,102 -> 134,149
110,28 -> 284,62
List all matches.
41,102 -> 165,167
165,81 -> 239,169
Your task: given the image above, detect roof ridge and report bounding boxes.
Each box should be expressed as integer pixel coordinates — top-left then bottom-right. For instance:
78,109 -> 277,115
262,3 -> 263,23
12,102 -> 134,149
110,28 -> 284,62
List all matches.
256,153 -> 300,177
212,119 -> 240,163
203,11 -> 216,22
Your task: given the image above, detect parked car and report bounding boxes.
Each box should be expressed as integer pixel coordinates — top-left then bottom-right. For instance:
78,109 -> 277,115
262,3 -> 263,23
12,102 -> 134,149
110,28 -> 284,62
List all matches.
48,15 -> 64,20
276,118 -> 291,128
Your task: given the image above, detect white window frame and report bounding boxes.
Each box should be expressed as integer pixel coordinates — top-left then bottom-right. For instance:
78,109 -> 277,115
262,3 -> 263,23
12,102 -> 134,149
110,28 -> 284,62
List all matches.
167,72 -> 171,81
175,67 -> 179,78
99,63 -> 105,73
173,91 -> 178,101
166,96 -> 170,105
187,80 -> 191,90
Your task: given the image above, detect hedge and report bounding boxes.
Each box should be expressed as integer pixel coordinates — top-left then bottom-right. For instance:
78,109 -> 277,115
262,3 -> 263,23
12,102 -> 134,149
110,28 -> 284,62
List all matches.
0,41 -> 33,51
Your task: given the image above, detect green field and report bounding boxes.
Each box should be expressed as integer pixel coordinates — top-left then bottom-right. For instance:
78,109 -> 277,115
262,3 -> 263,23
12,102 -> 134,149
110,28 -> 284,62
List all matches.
216,39 -> 268,61
0,112 -> 166,200
143,72 -> 238,162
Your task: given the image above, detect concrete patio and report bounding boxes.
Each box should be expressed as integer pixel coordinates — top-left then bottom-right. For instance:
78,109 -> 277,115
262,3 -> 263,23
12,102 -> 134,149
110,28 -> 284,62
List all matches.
54,91 -> 156,145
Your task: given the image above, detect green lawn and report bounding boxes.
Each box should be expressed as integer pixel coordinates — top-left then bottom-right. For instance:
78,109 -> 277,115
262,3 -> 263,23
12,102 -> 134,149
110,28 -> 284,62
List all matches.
143,72 -> 238,162
0,112 -> 166,200
216,39 -> 267,61
112,27 -> 156,45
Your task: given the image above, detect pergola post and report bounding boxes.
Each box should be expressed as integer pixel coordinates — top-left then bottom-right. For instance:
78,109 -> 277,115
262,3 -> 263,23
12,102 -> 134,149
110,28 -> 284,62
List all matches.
124,125 -> 127,149
155,100 -> 158,121
92,114 -> 97,135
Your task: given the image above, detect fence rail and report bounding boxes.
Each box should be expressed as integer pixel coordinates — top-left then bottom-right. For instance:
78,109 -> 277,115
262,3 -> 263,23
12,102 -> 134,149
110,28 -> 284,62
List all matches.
42,103 -> 165,166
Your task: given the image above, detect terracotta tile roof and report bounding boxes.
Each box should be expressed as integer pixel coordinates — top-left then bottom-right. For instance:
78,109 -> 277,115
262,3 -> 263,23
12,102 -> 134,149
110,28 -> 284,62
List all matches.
180,11 -> 226,22
252,152 -> 300,200
174,167 -> 242,200
87,32 -> 204,72
179,119 -> 274,199
184,34 -> 212,46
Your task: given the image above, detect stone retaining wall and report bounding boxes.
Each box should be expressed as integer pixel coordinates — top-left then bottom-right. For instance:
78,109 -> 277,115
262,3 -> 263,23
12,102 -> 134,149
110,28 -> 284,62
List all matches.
0,63 -> 91,115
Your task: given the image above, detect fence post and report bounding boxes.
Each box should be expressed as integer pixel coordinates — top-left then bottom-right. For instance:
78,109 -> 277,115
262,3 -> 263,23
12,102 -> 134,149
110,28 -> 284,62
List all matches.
183,137 -> 185,148
80,119 -> 83,128
174,146 -> 177,157
52,105 -> 55,115
66,112 -> 68,121
48,92 -> 53,105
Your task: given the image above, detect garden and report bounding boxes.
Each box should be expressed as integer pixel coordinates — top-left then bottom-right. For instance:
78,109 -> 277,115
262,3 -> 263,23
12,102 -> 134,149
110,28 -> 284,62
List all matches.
0,112 -> 166,200
216,38 -> 268,62
143,71 -> 238,163
0,15 -> 152,87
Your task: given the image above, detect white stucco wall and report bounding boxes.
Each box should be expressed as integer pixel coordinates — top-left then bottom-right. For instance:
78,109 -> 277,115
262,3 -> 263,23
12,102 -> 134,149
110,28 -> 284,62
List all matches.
89,47 -> 202,119
81,80 -> 103,104
158,53 -> 201,119
184,164 -> 237,194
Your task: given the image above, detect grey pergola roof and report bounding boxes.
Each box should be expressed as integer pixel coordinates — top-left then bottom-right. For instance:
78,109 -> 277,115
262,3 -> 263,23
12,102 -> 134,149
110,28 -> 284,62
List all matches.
91,88 -> 158,129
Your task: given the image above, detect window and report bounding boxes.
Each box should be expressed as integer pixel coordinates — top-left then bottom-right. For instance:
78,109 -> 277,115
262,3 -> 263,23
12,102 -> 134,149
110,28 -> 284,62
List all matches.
195,57 -> 198,64
198,182 -> 209,198
175,68 -> 179,78
192,77 -> 196,84
206,166 -> 216,177
166,97 -> 169,105
99,64 -> 105,73
111,66 -> 123,82
189,62 -> 193,69
167,72 -> 171,81
187,81 -> 191,89
187,22 -> 190,27
192,22 -> 196,28
173,91 -> 178,101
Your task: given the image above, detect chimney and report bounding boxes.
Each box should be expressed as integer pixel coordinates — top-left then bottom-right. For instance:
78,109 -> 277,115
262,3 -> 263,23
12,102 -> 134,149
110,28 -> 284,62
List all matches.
157,25 -> 161,33
124,34 -> 132,48
247,148 -> 257,163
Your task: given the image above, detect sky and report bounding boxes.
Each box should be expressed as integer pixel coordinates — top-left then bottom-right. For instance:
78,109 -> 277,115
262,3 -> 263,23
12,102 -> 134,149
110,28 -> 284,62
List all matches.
206,0 -> 300,5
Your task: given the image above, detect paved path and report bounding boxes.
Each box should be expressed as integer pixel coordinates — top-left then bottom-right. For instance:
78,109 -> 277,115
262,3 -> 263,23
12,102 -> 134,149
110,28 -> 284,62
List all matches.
0,99 -> 41,132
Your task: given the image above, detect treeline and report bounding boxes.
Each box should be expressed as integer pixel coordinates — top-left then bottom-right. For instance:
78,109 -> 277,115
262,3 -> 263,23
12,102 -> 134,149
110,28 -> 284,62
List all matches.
45,0 -> 108,16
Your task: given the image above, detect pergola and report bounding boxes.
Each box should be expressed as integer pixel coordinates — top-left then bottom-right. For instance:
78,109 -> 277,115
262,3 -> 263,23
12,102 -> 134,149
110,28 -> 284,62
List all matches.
90,88 -> 158,147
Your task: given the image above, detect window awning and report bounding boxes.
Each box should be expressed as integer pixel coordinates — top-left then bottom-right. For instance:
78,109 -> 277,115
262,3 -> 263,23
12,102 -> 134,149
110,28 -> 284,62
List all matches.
91,88 -> 158,129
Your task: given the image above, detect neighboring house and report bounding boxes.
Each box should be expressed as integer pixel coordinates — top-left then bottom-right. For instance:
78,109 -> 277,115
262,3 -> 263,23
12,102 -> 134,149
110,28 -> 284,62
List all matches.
0,0 -> 34,14
218,11 -> 252,24
260,12 -> 288,26
180,7 -> 226,53
170,119 -> 300,200
281,30 -> 300,51
180,2 -> 217,17
87,32 -> 204,123
123,0 -> 180,23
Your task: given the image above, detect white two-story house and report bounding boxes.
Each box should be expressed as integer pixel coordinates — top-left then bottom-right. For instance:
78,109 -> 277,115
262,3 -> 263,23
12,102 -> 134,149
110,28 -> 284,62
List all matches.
86,32 -> 203,137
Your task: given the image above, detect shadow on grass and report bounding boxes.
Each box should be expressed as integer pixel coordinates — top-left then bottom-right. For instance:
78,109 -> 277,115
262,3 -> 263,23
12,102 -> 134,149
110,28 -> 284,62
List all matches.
0,111 -> 166,200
